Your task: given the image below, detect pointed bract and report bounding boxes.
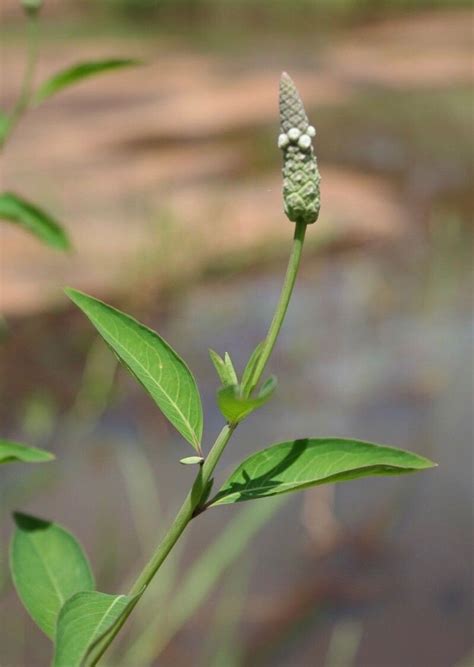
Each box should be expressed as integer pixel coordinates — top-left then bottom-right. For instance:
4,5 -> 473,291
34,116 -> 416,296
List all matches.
279,72 -> 310,134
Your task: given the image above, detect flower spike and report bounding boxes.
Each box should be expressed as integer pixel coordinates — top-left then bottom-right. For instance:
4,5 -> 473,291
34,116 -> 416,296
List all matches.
279,72 -> 321,225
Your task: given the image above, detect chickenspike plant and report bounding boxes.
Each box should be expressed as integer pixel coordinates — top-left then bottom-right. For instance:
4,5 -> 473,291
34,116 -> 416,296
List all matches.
9,73 -> 436,666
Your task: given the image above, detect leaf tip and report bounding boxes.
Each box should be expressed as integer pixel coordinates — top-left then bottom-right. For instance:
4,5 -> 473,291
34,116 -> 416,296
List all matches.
37,450 -> 56,462
61,238 -> 73,253
53,229 -> 72,252
64,286 -> 84,305
420,457 -> 438,469
12,511 -> 51,532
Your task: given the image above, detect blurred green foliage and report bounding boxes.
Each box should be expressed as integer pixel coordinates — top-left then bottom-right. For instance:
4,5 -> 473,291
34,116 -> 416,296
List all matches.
101,0 -> 471,22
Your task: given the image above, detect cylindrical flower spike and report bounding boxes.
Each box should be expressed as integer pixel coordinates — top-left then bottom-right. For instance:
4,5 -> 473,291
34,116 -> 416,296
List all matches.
279,72 -> 320,225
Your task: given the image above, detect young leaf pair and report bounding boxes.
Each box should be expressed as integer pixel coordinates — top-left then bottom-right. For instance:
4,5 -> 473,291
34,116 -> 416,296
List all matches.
210,343 -> 276,423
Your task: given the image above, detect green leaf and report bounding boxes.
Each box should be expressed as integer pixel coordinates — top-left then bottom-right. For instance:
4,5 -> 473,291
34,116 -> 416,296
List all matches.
53,591 -> 138,667
209,438 -> 437,506
10,513 -> 94,638
209,349 -> 237,388
0,438 -> 54,464
224,353 -> 238,385
0,192 -> 70,250
217,376 -> 277,424
66,288 -> 203,450
34,59 -> 140,104
209,350 -> 229,386
241,340 -> 265,396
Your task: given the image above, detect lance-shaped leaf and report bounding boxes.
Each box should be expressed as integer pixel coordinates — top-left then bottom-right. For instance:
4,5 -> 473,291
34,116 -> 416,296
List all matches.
209,438 -> 436,506
65,288 -> 203,450
34,59 -> 140,104
10,513 -> 94,638
0,439 -> 54,464
240,340 -> 265,396
0,192 -> 70,250
53,591 -> 138,667
209,349 -> 237,388
217,376 -> 277,424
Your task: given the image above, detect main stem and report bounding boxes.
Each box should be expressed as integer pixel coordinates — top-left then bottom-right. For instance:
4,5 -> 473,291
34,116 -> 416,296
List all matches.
90,220 -> 307,665
88,423 -> 236,665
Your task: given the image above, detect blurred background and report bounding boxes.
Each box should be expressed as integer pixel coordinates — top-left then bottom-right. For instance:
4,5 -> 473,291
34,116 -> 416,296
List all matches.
0,1 -> 472,665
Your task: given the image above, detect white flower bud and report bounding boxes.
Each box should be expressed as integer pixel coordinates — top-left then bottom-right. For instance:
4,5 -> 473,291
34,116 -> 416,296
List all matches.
288,127 -> 301,142
278,133 -> 290,149
298,134 -> 312,150
307,125 -> 316,137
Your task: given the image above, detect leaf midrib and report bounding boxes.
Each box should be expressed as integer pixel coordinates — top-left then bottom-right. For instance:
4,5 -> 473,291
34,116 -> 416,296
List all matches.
80,596 -> 124,663
26,531 -> 66,627
216,462 -> 420,502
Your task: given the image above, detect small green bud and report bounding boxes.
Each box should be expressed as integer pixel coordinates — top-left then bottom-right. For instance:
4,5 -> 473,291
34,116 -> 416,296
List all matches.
180,456 -> 204,465
279,72 -> 321,225
21,0 -> 42,15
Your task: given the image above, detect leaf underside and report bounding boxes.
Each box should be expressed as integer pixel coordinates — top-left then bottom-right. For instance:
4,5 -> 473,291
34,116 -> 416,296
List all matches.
10,513 -> 94,638
34,59 -> 140,103
209,438 -> 436,506
0,439 -> 54,464
53,591 -> 137,667
0,192 -> 70,250
65,288 -> 203,450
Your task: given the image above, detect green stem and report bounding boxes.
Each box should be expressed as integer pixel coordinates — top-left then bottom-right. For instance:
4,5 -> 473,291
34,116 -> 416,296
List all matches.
89,220 -> 308,665
88,424 -> 236,665
1,13 -> 39,148
130,423 -> 236,596
247,220 -> 306,394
